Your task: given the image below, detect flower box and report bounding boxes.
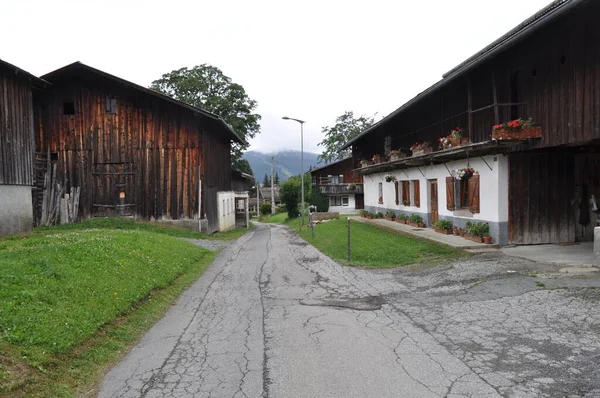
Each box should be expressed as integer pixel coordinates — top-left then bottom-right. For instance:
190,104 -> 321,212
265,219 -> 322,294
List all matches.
389,153 -> 407,162
385,216 -> 395,221
412,147 -> 433,157
395,218 -> 406,224
407,221 -> 426,228
434,226 -> 453,235
464,233 -> 483,243
492,126 -> 542,140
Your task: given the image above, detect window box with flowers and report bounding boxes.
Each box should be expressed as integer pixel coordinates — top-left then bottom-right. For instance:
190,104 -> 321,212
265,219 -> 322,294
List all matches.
388,150 -> 406,162
395,213 -> 408,224
384,210 -> 396,221
407,213 -> 426,228
359,160 -> 370,168
491,118 -> 541,140
438,127 -> 467,150
372,154 -> 383,164
410,142 -> 432,157
433,219 -> 453,234
464,221 -> 490,243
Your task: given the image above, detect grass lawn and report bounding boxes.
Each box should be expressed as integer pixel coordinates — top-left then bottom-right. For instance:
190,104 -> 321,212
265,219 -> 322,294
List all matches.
274,217 -> 465,268
0,218 -> 247,397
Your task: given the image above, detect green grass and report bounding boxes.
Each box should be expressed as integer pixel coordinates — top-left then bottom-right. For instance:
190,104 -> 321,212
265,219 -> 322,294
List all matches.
0,219 -> 246,397
298,219 -> 465,268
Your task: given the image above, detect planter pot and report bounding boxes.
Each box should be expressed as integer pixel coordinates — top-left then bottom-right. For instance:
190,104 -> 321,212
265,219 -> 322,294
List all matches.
407,221 -> 418,227
491,126 -> 542,140
418,222 -> 426,228
366,215 -> 373,219
412,147 -> 433,157
452,229 -> 460,236
434,226 -> 453,235
395,218 -> 406,224
468,235 -> 484,243
483,236 -> 493,244
389,153 -> 406,162
385,217 -> 395,221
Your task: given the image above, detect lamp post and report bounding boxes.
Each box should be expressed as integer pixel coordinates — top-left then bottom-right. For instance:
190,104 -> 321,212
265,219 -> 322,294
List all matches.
282,116 -> 305,226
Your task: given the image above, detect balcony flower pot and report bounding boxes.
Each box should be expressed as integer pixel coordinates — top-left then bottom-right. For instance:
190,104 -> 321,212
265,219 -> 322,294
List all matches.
492,119 -> 541,140
483,236 -> 493,244
389,152 -> 406,162
412,147 -> 433,157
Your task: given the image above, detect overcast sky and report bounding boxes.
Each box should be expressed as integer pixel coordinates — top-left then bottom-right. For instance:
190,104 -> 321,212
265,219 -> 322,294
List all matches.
2,0 -> 552,155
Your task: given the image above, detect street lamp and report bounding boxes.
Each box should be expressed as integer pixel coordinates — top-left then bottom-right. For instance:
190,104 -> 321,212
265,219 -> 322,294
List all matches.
282,116 -> 306,226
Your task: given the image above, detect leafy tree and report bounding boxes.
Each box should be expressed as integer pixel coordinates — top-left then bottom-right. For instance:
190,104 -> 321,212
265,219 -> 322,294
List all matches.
150,64 -> 261,164
274,172 -> 280,185
310,190 -> 329,212
263,174 -> 271,188
280,177 -> 301,219
318,111 -> 377,163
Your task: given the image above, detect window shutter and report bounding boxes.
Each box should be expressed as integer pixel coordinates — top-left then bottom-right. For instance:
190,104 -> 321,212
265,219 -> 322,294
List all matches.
394,181 -> 399,205
402,181 -> 410,206
468,174 -> 480,213
446,176 -> 455,210
414,180 -> 420,207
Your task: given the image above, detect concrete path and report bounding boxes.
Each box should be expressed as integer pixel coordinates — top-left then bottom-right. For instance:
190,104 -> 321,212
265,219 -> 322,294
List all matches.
99,223 -> 600,397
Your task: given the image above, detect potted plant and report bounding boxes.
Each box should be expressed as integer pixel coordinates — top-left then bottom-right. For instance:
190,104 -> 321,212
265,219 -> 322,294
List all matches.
396,214 -> 408,224
384,211 -> 396,221
375,212 -> 384,219
438,127 -> 464,150
433,219 -> 453,234
347,183 -> 357,190
359,209 -> 368,218
410,142 -> 432,157
452,226 -> 460,236
483,235 -> 493,244
491,118 -> 542,140
372,154 -> 383,164
366,212 -> 375,219
388,150 -> 406,162
465,221 -> 489,243
408,213 -> 425,228
455,167 -> 475,179
359,160 -> 370,168
385,174 -> 397,183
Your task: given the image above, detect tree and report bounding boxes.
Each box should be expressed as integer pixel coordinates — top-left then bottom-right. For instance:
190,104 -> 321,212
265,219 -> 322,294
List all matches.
274,172 -> 280,185
263,174 -> 271,188
150,65 -> 261,164
235,159 -> 255,195
318,111 -> 377,163
280,176 -> 301,219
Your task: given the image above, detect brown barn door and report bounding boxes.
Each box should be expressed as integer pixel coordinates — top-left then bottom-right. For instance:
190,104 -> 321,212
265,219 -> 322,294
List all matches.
430,180 -> 438,224
93,163 -> 136,217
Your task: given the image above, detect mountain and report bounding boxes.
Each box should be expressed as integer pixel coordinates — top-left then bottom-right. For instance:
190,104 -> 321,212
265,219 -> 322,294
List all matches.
242,150 -> 323,184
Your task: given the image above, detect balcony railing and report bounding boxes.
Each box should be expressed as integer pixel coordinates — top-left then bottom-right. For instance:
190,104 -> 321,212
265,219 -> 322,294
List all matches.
318,184 -> 363,195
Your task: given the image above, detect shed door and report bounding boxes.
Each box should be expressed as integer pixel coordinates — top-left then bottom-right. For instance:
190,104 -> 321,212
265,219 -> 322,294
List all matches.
429,180 -> 438,224
92,163 -> 136,217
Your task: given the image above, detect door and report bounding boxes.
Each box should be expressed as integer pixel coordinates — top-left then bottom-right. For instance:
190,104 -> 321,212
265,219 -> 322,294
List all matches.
430,180 -> 438,224
354,194 -> 364,210
93,162 -> 136,217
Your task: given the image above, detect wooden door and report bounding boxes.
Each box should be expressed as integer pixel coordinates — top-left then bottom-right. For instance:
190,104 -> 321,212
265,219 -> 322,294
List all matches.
355,194 -> 364,210
430,180 -> 438,224
93,162 -> 136,217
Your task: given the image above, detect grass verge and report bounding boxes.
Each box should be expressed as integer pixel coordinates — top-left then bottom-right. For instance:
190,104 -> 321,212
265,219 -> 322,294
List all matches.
0,219 -> 239,397
267,217 -> 465,268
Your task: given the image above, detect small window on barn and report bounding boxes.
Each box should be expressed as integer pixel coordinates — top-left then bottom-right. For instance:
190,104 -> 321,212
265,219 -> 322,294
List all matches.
106,98 -> 117,114
63,101 -> 75,115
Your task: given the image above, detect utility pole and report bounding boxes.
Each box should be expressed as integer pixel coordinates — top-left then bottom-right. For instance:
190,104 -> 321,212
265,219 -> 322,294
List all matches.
271,156 -> 275,215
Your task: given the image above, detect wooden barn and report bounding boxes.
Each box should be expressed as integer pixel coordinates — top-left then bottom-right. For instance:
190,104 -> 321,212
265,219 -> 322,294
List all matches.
35,62 -> 244,233
0,59 -> 47,235
342,0 -> 600,245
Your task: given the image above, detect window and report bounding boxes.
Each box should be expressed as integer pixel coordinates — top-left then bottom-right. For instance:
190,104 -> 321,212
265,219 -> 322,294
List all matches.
412,180 -> 420,207
329,196 -> 348,206
401,181 -> 410,206
339,175 -> 344,184
446,175 -> 480,213
378,182 -> 383,204
63,101 -> 75,115
106,98 -> 117,114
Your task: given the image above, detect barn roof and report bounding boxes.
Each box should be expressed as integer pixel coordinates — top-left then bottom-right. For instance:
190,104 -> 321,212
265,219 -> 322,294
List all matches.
42,62 -> 244,144
309,157 -> 351,173
341,0 -> 583,150
0,58 -> 49,88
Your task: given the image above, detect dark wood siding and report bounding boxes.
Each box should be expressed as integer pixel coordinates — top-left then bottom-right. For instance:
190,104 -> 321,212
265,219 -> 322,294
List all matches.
509,151 -> 576,244
0,65 -> 35,186
37,72 -> 231,230
312,158 -> 363,185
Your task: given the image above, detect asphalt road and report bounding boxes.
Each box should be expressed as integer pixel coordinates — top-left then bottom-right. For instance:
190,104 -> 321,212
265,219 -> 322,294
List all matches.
99,223 -> 600,398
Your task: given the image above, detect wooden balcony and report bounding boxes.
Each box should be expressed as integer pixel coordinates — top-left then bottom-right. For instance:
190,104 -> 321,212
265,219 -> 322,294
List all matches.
316,183 -> 364,195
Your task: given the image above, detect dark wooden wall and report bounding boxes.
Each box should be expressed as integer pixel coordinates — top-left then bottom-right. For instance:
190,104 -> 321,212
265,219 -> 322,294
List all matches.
0,64 -> 35,186
37,71 -> 232,232
354,0 -> 600,160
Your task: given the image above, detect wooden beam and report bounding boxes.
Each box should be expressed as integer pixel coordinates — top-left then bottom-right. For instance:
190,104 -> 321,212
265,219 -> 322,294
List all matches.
492,72 -> 500,124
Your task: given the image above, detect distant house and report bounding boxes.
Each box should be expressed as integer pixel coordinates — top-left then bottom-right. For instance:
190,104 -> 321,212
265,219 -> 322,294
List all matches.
35,62 -> 243,233
310,157 -> 364,213
342,0 -> 600,245
0,59 -> 47,235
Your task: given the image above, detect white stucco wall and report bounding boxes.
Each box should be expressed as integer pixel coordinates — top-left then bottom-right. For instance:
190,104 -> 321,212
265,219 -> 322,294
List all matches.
328,194 -> 358,214
217,191 -> 236,232
363,154 -> 509,241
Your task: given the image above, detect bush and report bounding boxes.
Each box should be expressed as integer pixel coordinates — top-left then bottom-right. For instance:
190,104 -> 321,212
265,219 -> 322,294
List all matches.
260,203 -> 272,216
359,209 -> 368,217
280,177 -> 301,218
249,211 -> 257,218
275,204 -> 287,214
310,190 -> 329,212
409,213 -> 423,223
434,219 -> 453,230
